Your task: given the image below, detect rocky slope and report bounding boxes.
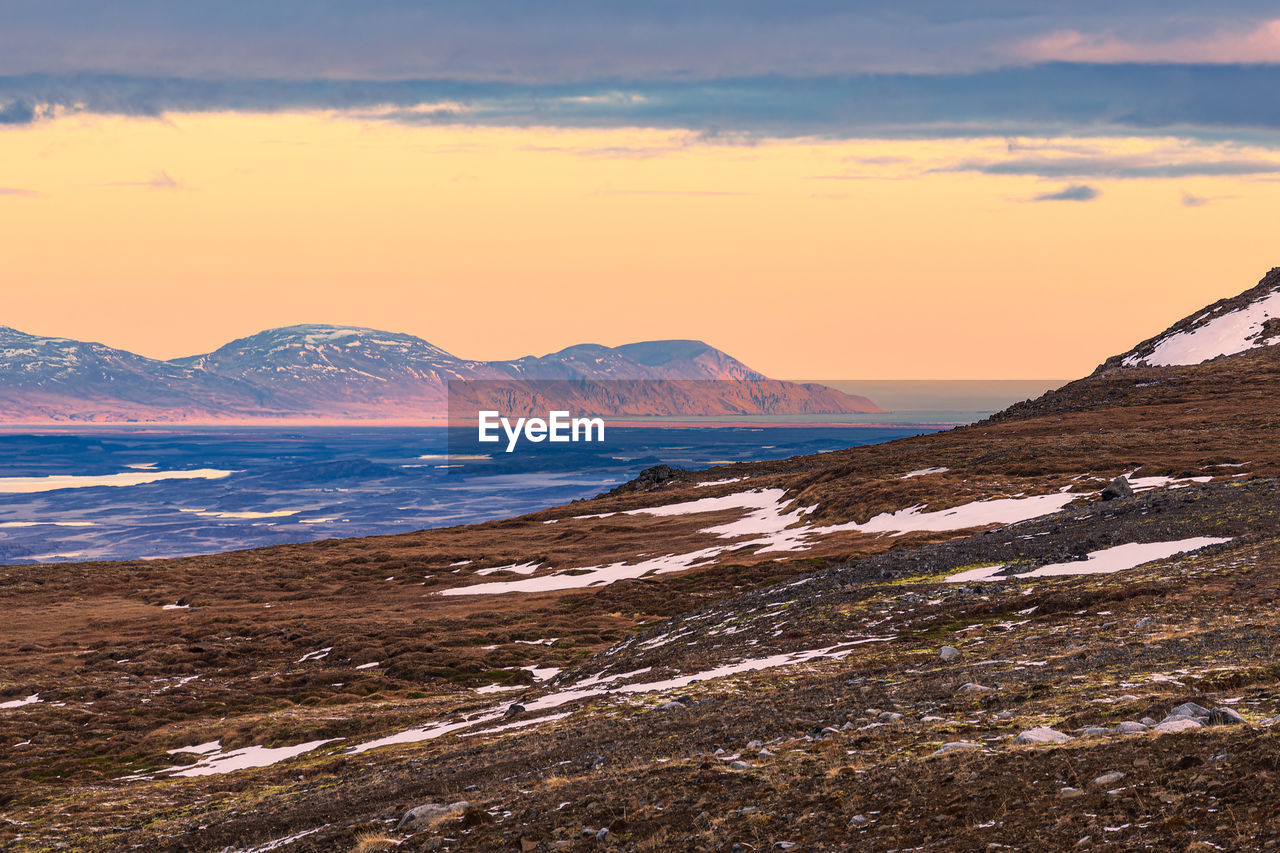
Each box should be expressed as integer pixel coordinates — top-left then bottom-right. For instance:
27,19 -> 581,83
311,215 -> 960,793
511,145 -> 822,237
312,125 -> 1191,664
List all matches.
0,325 -> 881,422
6,271 -> 1280,851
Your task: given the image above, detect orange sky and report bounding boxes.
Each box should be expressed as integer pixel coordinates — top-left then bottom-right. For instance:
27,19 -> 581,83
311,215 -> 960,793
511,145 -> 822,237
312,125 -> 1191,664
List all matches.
3,112 -> 1279,379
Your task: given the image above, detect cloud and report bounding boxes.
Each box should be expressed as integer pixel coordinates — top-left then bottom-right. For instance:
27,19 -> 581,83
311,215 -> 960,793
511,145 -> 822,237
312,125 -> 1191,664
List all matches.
0,187 -> 38,196
6,65 -> 1280,139
108,171 -> 185,189
1015,19 -> 1280,64
2,2 -> 1277,81
0,99 -> 35,124
943,155 -> 1280,179
1182,192 -> 1210,206
1031,184 -> 1099,202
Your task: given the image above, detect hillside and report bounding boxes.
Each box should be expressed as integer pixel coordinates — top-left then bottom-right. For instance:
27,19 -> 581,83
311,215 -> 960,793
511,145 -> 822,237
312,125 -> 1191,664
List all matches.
0,325 -> 881,422
5,272 -> 1280,850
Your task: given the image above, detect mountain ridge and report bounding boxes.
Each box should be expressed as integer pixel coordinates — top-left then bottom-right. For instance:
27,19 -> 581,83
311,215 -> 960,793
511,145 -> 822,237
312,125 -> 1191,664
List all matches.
0,324 -> 882,422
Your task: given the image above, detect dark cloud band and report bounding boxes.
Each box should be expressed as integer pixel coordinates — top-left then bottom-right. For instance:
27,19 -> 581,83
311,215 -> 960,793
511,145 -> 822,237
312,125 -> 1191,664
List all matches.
4,65 -> 1280,139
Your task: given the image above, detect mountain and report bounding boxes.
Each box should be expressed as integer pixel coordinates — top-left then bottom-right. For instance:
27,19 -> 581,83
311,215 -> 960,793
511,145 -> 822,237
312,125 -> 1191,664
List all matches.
0,324 -> 881,422
0,326 -> 270,422
1106,266 -> 1280,369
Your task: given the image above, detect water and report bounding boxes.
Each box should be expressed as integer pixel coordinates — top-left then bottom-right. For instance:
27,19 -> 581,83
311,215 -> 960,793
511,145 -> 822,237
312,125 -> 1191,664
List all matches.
0,424 -> 938,563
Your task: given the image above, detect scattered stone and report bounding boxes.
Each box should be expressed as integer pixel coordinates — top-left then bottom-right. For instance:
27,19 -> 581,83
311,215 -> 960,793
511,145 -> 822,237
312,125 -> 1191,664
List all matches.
1090,771 -> 1125,789
595,827 -> 610,842
758,748 -> 777,758
775,843 -> 798,851
1101,476 -> 1133,500
1208,707 -> 1246,726
932,741 -> 982,756
747,740 -> 763,750
730,760 -> 752,770
1116,721 -> 1149,734
1140,717 -> 1159,727
1013,727 -> 1071,745
1134,617 -> 1155,630
940,645 -> 962,663
657,701 -> 686,712
398,801 -> 470,830
1058,787 -> 1084,800
849,814 -> 870,827
1078,726 -> 1112,737
878,712 -> 903,723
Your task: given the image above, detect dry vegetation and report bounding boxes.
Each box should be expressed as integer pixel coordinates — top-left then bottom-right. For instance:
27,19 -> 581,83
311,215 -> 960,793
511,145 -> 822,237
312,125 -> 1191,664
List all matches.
4,349 -> 1280,850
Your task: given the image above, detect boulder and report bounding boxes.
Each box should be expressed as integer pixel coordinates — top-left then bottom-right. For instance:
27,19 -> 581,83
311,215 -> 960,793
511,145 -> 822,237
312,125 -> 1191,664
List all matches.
1101,476 -> 1133,500
1168,702 -> 1211,720
1090,772 -> 1125,789
399,801 -> 470,830
956,682 -> 994,696
1153,718 -> 1204,734
1013,727 -> 1071,745
939,645 -> 962,663
1115,721 -> 1149,734
1208,707 -> 1246,726
931,741 -> 981,756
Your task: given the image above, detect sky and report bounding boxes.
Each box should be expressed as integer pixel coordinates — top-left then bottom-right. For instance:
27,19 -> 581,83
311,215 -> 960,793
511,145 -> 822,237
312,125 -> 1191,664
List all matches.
4,3 -> 1280,379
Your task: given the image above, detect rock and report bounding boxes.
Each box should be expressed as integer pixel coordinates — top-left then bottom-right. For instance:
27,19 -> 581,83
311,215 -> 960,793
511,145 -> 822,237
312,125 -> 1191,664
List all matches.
746,740 -> 763,750
932,741 -> 981,756
730,760 -> 752,770
849,814 -> 870,827
775,843 -> 798,851
599,464 -> 685,497
1090,771 -> 1125,789
1134,617 -> 1155,630
878,712 -> 903,723
1078,726 -> 1112,737
1101,476 -> 1133,500
463,784 -> 479,792
1140,717 -> 1159,727
1208,707 -> 1246,726
595,827 -> 610,842
940,645 -> 962,663
956,682 -> 994,696
1013,727 -> 1071,745
398,801 -> 470,829
1168,702 -> 1211,720
1155,718 -> 1205,733
1058,786 -> 1084,800
758,748 -> 777,758
1116,721 -> 1149,734
505,703 -> 526,718
657,701 -> 686,711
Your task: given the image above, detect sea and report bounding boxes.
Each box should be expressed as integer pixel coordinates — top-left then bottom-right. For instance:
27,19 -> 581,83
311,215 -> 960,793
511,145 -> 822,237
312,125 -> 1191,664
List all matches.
0,380 -> 1062,564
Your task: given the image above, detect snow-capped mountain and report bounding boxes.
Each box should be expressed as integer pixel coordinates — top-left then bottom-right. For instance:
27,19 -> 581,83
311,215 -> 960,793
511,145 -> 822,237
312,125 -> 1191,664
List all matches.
0,326 -> 271,422
1109,267 -> 1280,369
0,325 -> 881,422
